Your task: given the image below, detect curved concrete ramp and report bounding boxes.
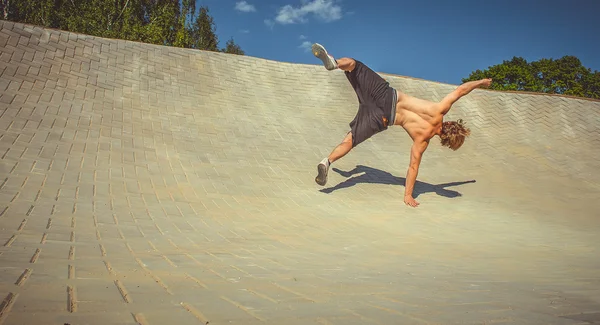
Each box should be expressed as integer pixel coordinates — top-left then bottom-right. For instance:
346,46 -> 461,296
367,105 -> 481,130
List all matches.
1,21 -> 600,324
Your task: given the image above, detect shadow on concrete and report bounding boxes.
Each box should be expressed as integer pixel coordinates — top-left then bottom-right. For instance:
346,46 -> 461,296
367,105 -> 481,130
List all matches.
320,165 -> 476,198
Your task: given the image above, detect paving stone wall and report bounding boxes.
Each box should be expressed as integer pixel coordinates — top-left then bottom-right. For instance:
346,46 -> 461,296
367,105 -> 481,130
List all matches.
1,21 -> 599,325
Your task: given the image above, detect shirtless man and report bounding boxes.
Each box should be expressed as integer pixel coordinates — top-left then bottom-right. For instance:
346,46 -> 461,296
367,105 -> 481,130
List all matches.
311,43 -> 492,207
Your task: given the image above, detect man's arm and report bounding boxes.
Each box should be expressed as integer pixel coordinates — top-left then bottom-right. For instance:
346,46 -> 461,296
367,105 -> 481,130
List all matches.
404,139 -> 429,207
440,78 -> 492,114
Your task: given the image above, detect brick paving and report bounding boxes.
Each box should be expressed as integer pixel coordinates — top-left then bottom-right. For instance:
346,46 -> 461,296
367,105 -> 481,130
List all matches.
1,21 -> 600,325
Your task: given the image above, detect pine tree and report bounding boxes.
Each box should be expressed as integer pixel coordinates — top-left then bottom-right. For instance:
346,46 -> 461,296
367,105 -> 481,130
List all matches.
190,6 -> 218,51
222,37 -> 245,55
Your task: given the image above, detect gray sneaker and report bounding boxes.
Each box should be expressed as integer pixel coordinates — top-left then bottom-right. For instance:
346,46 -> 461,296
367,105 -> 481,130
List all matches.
312,43 -> 338,71
315,158 -> 330,186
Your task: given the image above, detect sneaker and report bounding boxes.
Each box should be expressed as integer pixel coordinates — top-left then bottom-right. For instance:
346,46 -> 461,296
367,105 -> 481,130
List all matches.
315,158 -> 329,186
312,43 -> 338,71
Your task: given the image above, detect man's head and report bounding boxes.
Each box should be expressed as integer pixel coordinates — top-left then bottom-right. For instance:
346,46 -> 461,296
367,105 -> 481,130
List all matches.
440,119 -> 471,150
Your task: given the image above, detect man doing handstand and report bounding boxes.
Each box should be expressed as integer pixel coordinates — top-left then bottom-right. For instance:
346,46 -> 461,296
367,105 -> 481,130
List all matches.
311,43 -> 492,207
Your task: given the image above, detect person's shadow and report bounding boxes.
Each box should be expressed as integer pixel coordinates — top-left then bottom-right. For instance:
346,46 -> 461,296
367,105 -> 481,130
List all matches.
320,165 -> 476,198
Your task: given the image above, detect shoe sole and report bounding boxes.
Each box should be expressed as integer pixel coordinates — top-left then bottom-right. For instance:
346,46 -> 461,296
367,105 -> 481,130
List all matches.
315,163 -> 328,186
312,43 -> 336,71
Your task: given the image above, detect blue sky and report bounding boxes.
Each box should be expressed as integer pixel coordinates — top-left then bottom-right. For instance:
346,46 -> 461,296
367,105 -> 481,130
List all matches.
197,0 -> 600,85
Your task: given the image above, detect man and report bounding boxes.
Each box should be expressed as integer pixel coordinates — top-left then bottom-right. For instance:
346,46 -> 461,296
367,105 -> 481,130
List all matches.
311,43 -> 492,207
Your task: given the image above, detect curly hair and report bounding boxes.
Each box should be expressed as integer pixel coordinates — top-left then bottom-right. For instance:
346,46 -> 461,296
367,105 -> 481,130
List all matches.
440,119 -> 471,151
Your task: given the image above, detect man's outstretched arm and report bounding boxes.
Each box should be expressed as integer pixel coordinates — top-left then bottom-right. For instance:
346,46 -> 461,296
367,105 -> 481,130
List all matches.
440,78 -> 492,114
404,139 -> 429,207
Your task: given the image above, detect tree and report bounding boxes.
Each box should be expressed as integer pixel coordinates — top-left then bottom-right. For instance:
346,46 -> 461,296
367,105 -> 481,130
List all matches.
462,56 -> 600,99
173,0 -> 194,48
139,0 -> 182,46
1,1 -> 245,55
189,6 -> 218,51
222,37 -> 245,55
6,0 -> 60,27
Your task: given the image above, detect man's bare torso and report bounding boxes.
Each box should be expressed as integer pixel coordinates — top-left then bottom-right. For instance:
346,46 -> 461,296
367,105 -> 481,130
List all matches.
392,92 -> 443,142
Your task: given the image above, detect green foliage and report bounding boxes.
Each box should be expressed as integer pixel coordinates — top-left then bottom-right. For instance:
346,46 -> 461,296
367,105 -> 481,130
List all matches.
462,56 -> 600,99
189,6 -> 219,51
173,0 -> 194,48
2,0 -> 244,55
222,37 -> 245,55
7,0 -> 60,27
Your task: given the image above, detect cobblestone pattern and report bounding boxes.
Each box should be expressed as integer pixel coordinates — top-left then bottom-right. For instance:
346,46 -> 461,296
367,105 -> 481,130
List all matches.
0,21 -> 599,325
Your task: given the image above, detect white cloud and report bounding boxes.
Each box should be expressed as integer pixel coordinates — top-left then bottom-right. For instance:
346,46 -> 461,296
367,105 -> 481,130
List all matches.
299,35 -> 307,39
273,0 -> 342,25
240,29 -> 250,34
235,1 -> 256,12
299,41 -> 312,52
264,19 -> 275,29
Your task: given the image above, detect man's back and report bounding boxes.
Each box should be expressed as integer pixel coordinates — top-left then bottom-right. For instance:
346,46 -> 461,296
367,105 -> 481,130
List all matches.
393,93 -> 443,142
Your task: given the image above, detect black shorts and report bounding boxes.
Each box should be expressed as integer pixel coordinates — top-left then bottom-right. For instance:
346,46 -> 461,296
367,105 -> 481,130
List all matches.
345,60 -> 397,147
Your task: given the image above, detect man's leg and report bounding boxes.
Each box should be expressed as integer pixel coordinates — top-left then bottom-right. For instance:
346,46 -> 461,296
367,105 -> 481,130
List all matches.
312,43 -> 358,186
328,131 -> 353,163
336,58 -> 357,72
312,44 -> 380,186
312,43 -> 356,72
313,43 -> 395,122
316,132 -> 353,186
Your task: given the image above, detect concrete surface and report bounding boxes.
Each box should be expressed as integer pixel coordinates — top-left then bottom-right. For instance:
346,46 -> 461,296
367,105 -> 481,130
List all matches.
1,21 -> 600,325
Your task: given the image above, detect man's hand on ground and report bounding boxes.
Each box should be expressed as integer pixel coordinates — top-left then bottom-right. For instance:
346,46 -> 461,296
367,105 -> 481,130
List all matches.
404,195 -> 420,208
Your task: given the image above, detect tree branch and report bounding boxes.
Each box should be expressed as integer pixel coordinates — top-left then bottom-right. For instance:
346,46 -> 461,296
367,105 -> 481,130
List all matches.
108,0 -> 130,29
149,4 -> 168,24
115,0 -> 130,22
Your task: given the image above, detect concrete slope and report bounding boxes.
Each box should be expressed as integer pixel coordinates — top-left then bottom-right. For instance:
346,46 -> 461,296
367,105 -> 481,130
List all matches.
1,21 -> 599,325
